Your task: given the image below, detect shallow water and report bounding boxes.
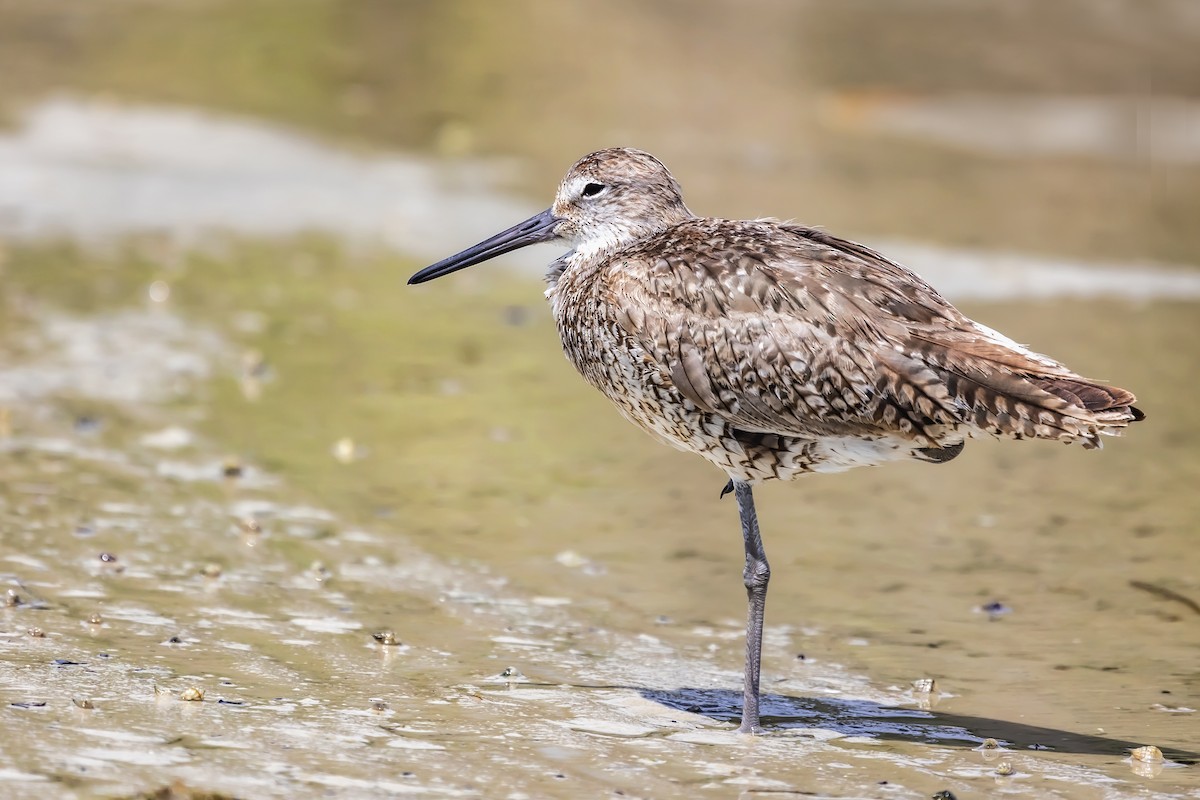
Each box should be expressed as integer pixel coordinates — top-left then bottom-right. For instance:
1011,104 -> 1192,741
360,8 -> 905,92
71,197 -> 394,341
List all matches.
0,1 -> 1198,797
1,247 -> 1196,799
0,96 -> 531,259
823,93 -> 1200,164
3,96 -> 1200,304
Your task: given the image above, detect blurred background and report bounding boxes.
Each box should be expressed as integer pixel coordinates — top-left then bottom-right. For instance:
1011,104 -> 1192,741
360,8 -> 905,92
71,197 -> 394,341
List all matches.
4,0 -> 1200,259
0,1 -> 1197,798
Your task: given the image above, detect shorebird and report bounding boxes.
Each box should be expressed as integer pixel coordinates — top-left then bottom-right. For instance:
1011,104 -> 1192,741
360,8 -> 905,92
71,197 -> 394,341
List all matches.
408,148 -> 1143,733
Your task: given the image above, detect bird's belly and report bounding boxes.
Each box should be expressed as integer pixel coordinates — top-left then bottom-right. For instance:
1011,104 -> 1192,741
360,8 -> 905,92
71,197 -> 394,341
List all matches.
558,326 -> 795,479
555,310 -> 944,482
802,435 -> 914,473
606,383 -> 917,480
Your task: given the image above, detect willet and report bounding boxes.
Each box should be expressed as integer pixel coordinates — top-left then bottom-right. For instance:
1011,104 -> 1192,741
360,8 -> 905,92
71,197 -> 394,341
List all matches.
408,147 -> 1143,734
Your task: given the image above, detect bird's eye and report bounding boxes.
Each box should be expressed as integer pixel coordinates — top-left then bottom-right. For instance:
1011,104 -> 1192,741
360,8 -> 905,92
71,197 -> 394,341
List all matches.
581,182 -> 606,198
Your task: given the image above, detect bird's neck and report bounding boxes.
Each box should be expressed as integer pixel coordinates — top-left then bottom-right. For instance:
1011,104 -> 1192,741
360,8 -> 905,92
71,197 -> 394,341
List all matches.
576,208 -> 693,260
544,212 -> 694,297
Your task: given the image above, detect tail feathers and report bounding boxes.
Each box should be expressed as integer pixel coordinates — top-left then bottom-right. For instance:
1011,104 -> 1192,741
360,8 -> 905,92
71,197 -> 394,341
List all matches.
1030,376 -> 1144,423
892,328 -> 1142,450
894,350 -> 1142,449
1031,376 -> 1136,413
955,370 -> 1142,448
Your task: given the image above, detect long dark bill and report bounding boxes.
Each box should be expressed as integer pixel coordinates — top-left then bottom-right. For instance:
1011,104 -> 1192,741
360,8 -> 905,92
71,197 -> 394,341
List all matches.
407,208 -> 560,284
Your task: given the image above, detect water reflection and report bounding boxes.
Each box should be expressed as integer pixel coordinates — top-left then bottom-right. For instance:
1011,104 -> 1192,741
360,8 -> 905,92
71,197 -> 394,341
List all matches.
646,687 -> 1198,763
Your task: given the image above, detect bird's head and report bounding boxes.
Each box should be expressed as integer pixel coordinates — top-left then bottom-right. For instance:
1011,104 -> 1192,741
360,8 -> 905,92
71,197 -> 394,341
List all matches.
408,147 -> 692,285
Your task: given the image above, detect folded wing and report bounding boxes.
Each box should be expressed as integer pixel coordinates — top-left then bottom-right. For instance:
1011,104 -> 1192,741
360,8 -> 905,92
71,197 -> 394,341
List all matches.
611,221 -> 1142,449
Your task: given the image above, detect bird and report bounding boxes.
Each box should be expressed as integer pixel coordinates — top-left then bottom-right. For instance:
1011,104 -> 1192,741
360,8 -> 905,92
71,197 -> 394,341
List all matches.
408,147 -> 1143,734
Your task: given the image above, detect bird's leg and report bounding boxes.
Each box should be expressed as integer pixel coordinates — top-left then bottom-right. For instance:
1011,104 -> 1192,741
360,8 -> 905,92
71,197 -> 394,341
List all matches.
732,480 -> 769,734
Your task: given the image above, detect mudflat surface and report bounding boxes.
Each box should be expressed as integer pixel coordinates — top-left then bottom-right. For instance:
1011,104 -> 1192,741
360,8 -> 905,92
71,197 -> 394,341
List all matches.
1,252 -> 1195,799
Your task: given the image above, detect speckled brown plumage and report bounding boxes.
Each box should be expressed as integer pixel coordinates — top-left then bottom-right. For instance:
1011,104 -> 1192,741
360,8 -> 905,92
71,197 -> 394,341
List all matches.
409,147 -> 1143,734
541,153 -> 1141,483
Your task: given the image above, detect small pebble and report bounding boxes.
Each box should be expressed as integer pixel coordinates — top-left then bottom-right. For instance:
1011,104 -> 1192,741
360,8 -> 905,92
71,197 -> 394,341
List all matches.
931,792 -> 957,800
179,687 -> 205,702
332,437 -> 357,464
372,631 -> 400,646
238,516 -> 262,534
555,550 -> 588,568
1130,745 -> 1164,763
27,627 -> 44,638
87,613 -> 103,625
222,457 -> 243,478
201,563 -> 222,579
980,737 -> 1000,750
148,280 -> 170,303
978,600 -> 1012,618
98,552 -> 125,574
371,701 -> 389,713
994,761 -> 1014,776
912,678 -> 937,693
72,697 -> 94,709
4,589 -> 20,607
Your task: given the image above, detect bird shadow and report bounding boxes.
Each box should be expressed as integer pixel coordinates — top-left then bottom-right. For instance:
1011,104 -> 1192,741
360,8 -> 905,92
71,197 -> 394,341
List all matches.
638,687 -> 1198,765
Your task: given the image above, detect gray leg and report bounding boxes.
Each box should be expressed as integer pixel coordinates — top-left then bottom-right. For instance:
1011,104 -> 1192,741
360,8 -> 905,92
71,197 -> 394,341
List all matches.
732,480 -> 769,734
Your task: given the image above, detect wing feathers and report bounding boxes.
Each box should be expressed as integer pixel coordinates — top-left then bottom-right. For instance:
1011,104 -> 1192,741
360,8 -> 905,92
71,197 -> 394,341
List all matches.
611,219 -> 1142,448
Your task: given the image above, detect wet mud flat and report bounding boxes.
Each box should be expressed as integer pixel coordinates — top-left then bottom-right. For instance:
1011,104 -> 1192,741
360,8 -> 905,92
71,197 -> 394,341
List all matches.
0,241 -> 1197,798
